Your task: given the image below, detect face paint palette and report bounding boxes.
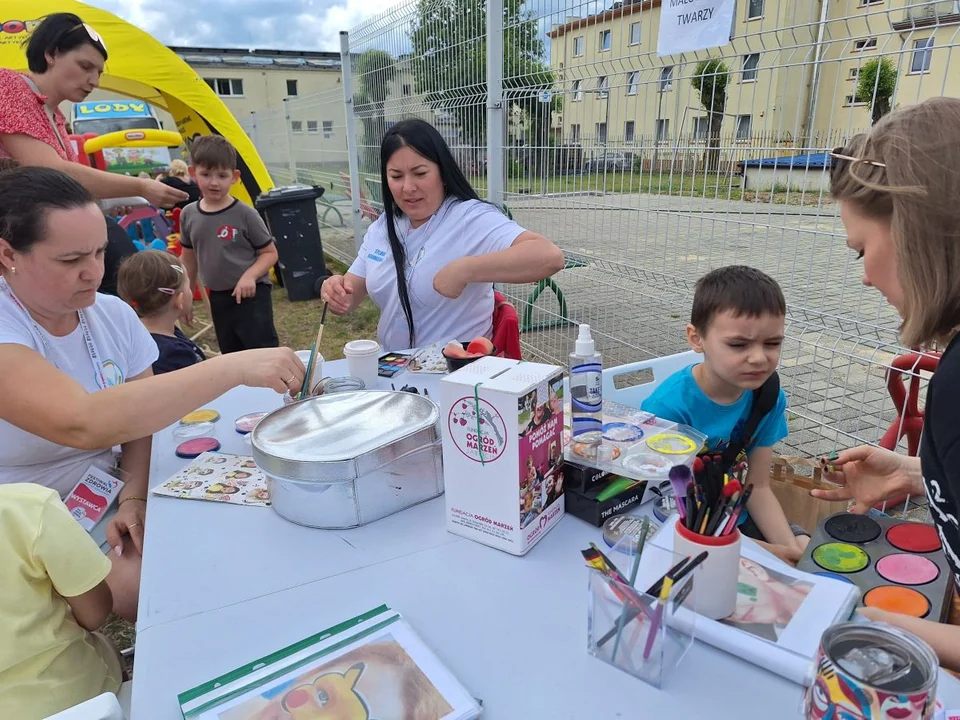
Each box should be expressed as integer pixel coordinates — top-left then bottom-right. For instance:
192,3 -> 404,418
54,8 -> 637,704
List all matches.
797,512 -> 954,621
378,352 -> 412,378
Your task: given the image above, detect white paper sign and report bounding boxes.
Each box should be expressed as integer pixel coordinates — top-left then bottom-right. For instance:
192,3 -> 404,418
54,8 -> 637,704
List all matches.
658,0 -> 737,57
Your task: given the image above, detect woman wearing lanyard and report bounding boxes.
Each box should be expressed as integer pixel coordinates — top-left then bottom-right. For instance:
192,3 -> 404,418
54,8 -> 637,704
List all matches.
809,98 -> 960,669
0,13 -> 187,208
321,119 -> 565,351
0,167 -> 304,620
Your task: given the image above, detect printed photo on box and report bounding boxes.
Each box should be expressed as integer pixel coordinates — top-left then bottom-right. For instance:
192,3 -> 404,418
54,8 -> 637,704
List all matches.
518,385 -> 565,529
719,557 -> 813,643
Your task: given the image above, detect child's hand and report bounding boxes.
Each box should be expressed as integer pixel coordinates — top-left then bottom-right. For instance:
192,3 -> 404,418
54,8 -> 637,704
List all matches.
232,275 -> 257,304
753,539 -> 803,566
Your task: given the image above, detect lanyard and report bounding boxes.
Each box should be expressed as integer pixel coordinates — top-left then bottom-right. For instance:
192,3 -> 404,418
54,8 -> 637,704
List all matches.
22,76 -> 69,155
0,279 -> 110,389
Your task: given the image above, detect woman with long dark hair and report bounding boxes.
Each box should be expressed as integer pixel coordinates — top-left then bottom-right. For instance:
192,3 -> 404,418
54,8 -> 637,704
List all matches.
321,119 -> 564,350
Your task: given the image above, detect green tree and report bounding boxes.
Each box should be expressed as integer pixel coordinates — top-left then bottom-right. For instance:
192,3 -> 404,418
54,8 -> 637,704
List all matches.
856,57 -> 897,125
691,59 -> 729,173
354,49 -> 397,172
410,0 -> 554,168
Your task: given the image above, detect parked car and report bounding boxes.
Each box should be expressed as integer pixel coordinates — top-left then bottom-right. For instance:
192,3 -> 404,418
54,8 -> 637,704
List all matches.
584,152 -> 633,173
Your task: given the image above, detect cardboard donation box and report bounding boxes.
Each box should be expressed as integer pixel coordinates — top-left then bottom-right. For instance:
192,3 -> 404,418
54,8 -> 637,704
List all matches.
441,357 -> 565,555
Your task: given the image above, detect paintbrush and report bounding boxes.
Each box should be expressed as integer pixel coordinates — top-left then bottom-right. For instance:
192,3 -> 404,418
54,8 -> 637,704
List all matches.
612,518 -> 649,662
299,302 -> 328,399
705,480 -> 741,536
719,482 -> 754,536
668,465 -> 693,522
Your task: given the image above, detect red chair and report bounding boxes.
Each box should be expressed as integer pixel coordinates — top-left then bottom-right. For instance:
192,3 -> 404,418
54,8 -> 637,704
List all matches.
876,351 -> 940,508
492,291 -> 522,360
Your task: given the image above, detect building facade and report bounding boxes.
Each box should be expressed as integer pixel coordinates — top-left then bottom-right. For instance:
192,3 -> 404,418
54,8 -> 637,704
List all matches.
548,0 -> 960,155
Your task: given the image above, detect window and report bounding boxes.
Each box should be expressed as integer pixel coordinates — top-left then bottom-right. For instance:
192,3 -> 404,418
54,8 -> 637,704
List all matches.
286,79 -> 298,96
291,120 -> 303,134
693,116 -> 709,141
659,66 -> 674,92
735,114 -> 752,141
600,30 -> 611,52
655,118 -> 670,142
629,22 -> 642,46
844,94 -> 867,106
748,0 -> 764,19
848,67 -> 860,80
911,38 -> 934,73
574,36 -> 585,56
571,124 -> 581,143
624,121 -> 636,143
205,78 -> 244,96
596,122 -> 608,143
322,120 -> 334,139
572,79 -> 583,101
402,83 -> 412,96
307,120 -> 318,134
860,0 -> 883,5
854,38 -> 878,51
742,53 -> 760,82
598,76 -> 608,99
626,71 -> 639,95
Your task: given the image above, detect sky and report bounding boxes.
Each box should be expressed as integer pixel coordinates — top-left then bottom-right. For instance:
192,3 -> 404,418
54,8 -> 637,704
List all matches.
85,0 -> 405,52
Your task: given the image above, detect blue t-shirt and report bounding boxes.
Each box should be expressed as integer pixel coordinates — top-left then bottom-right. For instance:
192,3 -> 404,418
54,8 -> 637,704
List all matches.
641,365 -> 788,454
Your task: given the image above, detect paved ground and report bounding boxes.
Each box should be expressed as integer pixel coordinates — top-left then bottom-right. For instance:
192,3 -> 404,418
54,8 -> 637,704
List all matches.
317,190 -> 926,486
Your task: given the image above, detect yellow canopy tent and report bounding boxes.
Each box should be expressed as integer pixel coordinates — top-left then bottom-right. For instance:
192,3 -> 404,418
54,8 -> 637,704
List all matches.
0,1 -> 274,204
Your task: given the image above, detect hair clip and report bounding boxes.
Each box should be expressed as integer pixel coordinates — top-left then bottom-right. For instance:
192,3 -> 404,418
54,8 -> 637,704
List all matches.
157,288 -> 177,295
171,264 -> 184,274
829,150 -> 886,169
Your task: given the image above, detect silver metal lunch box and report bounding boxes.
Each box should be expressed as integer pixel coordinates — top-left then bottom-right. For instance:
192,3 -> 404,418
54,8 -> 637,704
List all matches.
251,391 -> 444,528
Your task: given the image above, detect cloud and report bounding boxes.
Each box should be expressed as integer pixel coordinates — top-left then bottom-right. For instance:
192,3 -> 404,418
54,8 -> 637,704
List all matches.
84,0 -> 402,51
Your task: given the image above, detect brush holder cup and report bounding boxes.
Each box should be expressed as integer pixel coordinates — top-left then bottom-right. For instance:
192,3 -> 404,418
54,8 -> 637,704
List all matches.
673,521 -> 741,620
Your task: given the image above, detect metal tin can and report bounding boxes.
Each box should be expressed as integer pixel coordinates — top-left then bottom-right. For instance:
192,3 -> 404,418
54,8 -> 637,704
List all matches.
806,621 -> 938,720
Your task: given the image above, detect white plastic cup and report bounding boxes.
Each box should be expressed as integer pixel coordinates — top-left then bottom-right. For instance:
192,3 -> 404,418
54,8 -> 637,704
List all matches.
295,349 -> 325,387
343,340 -> 380,389
673,520 -> 741,620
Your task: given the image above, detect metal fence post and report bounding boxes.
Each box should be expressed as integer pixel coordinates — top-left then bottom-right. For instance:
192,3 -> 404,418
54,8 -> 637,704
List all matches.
340,31 -> 366,255
486,0 -> 505,208
282,98 -> 296,183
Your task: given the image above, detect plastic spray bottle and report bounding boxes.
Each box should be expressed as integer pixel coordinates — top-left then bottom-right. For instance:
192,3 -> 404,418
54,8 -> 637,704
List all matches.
570,324 -> 603,444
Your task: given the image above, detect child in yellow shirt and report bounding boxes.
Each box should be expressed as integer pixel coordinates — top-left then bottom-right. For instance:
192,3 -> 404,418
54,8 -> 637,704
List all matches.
0,483 -> 122,718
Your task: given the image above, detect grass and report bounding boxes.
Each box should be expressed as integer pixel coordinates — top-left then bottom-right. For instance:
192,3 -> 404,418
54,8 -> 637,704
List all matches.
102,258 -> 380,657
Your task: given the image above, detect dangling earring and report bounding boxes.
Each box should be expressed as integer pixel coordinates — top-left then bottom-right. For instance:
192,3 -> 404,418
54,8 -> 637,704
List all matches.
9,267 -> 14,274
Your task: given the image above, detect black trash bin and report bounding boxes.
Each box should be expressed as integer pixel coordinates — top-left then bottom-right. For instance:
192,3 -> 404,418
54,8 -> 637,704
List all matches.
255,184 -> 331,302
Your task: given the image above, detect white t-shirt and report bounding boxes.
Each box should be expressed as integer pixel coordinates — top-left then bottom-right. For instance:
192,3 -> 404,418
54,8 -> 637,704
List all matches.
0,292 -> 159,497
348,198 -> 524,351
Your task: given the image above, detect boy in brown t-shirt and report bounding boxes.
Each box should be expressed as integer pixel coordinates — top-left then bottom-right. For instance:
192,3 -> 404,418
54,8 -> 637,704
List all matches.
180,136 -> 280,353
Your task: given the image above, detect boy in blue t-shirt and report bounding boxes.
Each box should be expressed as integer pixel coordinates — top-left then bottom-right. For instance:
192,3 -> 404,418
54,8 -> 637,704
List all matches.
642,266 -> 808,557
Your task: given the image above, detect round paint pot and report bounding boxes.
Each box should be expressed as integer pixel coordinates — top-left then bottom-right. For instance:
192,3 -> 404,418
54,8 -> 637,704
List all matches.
235,412 -> 269,435
180,409 -> 221,425
175,437 -> 221,459
172,422 -> 216,440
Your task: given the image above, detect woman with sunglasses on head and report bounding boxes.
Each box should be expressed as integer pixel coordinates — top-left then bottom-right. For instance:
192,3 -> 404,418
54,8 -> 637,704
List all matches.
810,97 -> 960,668
320,118 -> 565,351
0,13 -> 187,209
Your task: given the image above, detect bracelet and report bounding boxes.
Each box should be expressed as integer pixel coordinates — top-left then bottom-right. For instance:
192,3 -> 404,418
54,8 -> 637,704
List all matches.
120,496 -> 147,505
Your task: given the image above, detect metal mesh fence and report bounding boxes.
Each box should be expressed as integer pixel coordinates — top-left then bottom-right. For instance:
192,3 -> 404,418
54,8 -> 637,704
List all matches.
249,1 -> 956,490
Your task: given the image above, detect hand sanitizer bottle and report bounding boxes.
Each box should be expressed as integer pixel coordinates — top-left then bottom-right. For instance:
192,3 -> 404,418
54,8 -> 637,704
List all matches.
570,324 -> 602,444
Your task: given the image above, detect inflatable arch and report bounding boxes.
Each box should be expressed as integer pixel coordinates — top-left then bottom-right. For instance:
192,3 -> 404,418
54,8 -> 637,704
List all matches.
0,1 -> 274,204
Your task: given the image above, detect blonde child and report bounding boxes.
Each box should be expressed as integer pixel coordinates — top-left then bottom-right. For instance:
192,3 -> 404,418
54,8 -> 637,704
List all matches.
0,484 -> 122,717
118,251 -> 206,374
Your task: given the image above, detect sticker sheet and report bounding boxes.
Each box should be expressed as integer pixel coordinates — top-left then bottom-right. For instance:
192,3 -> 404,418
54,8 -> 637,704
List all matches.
152,452 -> 271,507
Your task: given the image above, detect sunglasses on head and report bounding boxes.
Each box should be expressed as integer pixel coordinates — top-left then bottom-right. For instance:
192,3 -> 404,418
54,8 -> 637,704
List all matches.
66,23 -> 107,52
829,147 -> 886,169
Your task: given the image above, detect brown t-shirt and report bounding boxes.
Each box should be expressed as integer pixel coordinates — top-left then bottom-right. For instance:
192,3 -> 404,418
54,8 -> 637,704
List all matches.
180,199 -> 273,292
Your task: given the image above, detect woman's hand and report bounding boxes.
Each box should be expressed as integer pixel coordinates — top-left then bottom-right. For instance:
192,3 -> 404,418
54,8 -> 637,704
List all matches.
139,178 -> 189,208
107,498 -> 146,556
320,275 -> 354,315
433,258 -> 471,299
811,446 -> 922,513
223,347 -> 305,395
